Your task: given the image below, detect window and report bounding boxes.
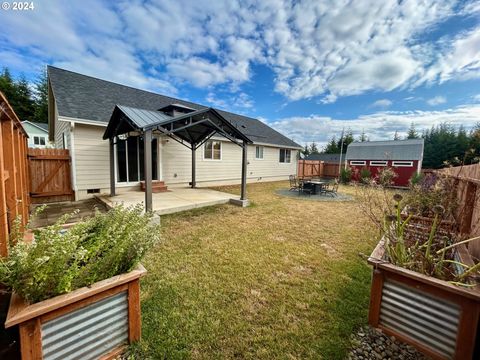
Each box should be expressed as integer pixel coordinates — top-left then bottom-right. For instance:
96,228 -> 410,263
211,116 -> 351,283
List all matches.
62,132 -> 67,149
350,160 -> 366,166
33,136 -> 46,146
116,136 -> 158,183
204,140 -> 221,160
392,161 -> 413,167
255,146 -> 264,159
279,149 -> 291,163
370,161 -> 388,166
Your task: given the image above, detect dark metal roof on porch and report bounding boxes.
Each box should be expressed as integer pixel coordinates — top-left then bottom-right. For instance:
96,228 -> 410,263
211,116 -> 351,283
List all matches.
103,105 -> 252,147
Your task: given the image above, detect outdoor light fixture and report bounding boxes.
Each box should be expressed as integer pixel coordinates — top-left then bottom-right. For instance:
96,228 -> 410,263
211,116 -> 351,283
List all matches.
118,134 -> 128,140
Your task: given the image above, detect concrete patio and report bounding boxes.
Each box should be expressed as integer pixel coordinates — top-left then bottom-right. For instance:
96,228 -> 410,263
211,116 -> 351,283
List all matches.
97,187 -> 240,215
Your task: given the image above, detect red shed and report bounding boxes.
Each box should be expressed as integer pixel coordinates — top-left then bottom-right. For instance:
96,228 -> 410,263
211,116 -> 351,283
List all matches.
345,139 -> 424,187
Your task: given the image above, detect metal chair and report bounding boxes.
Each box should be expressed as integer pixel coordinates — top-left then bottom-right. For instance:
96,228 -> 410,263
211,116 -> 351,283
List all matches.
289,175 -> 299,191
299,179 -> 313,196
324,180 -> 339,197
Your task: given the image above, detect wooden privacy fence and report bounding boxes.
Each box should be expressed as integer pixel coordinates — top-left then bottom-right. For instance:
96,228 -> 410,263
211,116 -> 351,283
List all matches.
28,148 -> 74,203
438,163 -> 480,260
0,92 -> 29,257
298,160 -> 340,178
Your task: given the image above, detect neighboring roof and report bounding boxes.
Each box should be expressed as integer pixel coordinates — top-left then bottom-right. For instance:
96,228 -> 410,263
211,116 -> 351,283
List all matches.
21,121 -> 49,133
305,153 -> 343,162
48,66 -> 301,149
103,105 -> 252,146
345,139 -> 424,161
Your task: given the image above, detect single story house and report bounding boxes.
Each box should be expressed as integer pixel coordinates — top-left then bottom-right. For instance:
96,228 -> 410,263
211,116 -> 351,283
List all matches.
21,121 -> 52,148
345,139 -> 424,186
47,66 -> 301,200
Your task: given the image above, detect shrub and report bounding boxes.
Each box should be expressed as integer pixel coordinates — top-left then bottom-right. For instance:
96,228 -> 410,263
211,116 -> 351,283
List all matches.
359,167 -> 371,184
409,172 -> 423,186
340,167 -> 352,184
376,167 -> 397,187
0,205 -> 160,303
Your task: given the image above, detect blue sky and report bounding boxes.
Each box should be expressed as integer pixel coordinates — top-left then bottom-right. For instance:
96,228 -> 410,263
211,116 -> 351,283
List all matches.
1,0 -> 480,147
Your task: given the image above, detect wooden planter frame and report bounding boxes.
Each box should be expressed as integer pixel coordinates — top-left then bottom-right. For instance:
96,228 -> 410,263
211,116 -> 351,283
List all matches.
368,241 -> 480,360
4,265 -> 146,360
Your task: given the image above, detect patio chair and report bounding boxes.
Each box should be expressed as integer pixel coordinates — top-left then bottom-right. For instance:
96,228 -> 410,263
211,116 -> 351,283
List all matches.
299,180 -> 313,196
323,180 -> 339,197
289,175 -> 299,191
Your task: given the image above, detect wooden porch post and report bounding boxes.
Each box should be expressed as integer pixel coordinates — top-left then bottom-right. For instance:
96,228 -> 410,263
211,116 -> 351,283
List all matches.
109,138 -> 116,197
191,144 -> 196,188
144,130 -> 153,212
241,140 -> 247,201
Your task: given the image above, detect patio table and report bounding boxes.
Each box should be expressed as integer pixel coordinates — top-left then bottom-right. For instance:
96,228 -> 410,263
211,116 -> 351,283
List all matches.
304,180 -> 328,195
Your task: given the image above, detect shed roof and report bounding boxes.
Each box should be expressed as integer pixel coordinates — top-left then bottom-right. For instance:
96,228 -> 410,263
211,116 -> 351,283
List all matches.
48,66 -> 301,149
345,139 -> 424,161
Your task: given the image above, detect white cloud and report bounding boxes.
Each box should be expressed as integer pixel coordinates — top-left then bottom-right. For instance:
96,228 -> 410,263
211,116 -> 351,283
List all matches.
206,91 -> 254,111
371,99 -> 393,108
427,96 -> 447,106
269,105 -> 480,147
0,0 -> 478,103
473,94 -> 480,102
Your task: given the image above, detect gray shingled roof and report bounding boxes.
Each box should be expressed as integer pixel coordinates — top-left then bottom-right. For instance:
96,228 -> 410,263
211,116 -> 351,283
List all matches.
48,66 -> 301,149
305,153 -> 343,162
345,139 -> 424,161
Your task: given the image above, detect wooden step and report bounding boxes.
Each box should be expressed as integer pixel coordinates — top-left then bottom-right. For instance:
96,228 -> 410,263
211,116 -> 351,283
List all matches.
140,181 -> 168,193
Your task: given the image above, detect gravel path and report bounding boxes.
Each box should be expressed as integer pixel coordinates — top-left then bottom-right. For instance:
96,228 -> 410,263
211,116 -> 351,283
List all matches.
347,326 -> 431,360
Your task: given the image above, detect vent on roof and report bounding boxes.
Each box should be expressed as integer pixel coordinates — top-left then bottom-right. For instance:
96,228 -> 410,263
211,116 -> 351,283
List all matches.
158,103 -> 196,116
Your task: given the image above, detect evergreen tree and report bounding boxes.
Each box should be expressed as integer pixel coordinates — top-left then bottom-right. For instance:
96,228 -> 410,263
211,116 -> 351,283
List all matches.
33,68 -> 48,123
324,136 -> 339,154
301,143 -> 310,157
15,75 -> 35,121
0,68 -> 17,104
393,131 -> 401,140
337,130 -> 354,153
407,122 -> 419,139
359,130 -> 368,142
309,142 -> 319,154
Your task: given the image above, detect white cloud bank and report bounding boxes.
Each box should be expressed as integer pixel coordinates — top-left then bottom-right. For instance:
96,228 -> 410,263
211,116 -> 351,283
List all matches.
270,105 -> 480,147
0,0 -> 479,104
427,96 -> 447,106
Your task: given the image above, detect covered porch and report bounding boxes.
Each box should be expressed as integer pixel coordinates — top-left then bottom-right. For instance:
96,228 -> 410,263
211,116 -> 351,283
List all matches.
97,187 -> 239,215
103,105 -> 252,212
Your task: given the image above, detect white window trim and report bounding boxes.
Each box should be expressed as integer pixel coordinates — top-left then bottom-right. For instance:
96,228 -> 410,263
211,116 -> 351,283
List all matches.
279,148 -> 291,163
392,161 -> 413,167
370,161 -> 388,166
255,145 -> 264,160
203,140 -> 222,161
350,160 -> 366,166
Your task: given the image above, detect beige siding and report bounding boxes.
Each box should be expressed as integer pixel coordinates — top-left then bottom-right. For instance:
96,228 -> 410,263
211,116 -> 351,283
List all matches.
162,138 -> 298,186
73,124 -> 110,193
54,118 -> 71,150
71,127 -> 298,200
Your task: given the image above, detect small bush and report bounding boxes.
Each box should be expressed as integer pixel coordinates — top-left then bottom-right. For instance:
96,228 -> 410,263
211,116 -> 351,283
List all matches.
340,167 -> 352,184
376,167 -> 397,187
359,167 -> 371,184
0,205 -> 160,303
409,172 -> 423,186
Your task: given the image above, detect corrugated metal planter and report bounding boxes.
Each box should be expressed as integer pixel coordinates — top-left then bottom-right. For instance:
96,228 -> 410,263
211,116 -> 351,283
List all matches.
368,241 -> 480,360
4,264 -> 146,360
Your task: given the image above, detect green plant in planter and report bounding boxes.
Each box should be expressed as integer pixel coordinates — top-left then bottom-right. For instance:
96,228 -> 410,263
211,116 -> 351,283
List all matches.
382,194 -> 478,286
0,204 -> 160,303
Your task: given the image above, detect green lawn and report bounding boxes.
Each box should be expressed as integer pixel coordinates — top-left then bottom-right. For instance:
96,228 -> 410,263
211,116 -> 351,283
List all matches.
131,181 -> 377,359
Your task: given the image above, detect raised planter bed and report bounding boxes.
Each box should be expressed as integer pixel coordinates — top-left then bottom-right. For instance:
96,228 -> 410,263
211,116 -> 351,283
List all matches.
4,265 -> 146,360
368,240 -> 480,360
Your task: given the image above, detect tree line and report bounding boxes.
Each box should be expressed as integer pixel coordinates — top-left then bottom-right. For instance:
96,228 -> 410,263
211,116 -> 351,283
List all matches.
302,123 -> 480,169
0,67 -> 48,123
